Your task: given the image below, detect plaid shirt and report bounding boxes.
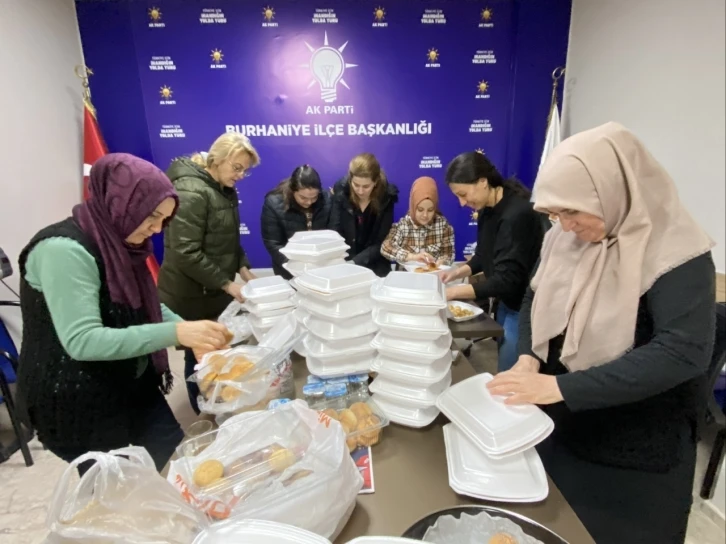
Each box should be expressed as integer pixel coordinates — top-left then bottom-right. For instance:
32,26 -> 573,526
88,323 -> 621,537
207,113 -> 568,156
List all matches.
381,214 -> 455,265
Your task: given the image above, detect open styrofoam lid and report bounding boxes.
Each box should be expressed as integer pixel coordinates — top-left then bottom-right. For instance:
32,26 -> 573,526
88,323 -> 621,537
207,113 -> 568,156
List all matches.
242,276 -> 294,299
289,229 -> 344,242
297,263 -> 377,293
436,373 -> 554,454
281,236 -> 350,255
193,519 -> 330,544
371,272 -> 446,306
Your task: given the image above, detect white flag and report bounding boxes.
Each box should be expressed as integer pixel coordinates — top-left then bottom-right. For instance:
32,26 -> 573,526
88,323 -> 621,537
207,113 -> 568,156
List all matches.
532,104 -> 562,202
539,104 -> 561,171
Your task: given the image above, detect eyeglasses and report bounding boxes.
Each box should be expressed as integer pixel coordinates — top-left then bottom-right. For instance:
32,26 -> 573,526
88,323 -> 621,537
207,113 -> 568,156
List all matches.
228,161 -> 252,178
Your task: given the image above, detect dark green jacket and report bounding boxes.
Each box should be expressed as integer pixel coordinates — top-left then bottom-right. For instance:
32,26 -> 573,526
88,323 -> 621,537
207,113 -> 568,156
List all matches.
158,158 -> 250,321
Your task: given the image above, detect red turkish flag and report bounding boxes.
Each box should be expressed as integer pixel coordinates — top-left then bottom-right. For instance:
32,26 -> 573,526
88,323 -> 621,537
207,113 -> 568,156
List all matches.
82,102 -> 161,284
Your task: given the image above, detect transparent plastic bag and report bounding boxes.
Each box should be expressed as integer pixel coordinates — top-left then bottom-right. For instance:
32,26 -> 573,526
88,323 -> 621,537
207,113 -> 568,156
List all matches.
45,447 -> 204,544
217,300 -> 252,345
168,400 -> 363,539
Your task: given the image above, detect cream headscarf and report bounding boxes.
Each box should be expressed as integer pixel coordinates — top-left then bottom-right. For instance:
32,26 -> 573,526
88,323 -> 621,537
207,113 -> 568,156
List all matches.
530,122 -> 714,372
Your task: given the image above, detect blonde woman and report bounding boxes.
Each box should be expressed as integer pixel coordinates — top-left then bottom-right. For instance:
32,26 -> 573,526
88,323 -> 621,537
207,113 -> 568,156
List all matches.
329,153 -> 399,276
158,132 -> 260,413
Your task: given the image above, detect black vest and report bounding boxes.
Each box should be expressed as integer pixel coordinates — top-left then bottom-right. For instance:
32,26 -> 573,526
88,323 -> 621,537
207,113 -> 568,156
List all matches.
17,218 -> 158,451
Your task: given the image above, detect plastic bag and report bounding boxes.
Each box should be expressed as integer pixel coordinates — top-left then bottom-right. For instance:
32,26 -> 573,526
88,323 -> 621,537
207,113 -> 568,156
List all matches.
191,345 -> 280,416
168,400 -> 363,539
217,300 -> 252,345
45,447 -> 205,544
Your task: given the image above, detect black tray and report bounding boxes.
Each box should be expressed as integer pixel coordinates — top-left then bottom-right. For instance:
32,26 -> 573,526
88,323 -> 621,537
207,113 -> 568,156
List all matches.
402,505 -> 569,544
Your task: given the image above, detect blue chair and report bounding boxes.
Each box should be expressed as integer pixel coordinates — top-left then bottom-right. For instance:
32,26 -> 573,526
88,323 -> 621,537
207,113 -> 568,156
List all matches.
0,300 -> 33,466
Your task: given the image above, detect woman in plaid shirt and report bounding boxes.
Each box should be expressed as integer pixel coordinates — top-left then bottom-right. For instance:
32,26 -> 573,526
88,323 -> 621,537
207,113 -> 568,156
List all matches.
381,177 -> 455,265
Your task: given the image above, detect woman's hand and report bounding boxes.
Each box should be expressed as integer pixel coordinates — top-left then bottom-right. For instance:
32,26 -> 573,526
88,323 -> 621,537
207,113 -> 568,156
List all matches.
438,265 -> 470,284
224,282 -> 245,302
486,367 -> 563,406
510,355 -> 541,373
176,321 -> 230,353
445,284 -> 475,301
407,251 -> 435,264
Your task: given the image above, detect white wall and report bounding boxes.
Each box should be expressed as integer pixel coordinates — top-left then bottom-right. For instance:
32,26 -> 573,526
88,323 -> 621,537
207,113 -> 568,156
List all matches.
562,0 -> 726,271
0,0 -> 85,343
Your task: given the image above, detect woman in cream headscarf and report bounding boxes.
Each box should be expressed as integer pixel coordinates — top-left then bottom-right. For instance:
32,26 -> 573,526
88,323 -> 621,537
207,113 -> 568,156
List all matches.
488,122 -> 716,543
380,176 -> 455,266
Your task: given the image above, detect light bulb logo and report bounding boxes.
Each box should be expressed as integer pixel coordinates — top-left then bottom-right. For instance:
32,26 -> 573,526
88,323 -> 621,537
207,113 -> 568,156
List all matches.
302,32 -> 357,103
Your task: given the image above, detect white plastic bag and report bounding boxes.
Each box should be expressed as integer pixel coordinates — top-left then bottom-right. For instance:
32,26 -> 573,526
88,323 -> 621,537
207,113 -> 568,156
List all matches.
168,400 -> 363,539
45,447 -> 204,544
217,300 -> 252,345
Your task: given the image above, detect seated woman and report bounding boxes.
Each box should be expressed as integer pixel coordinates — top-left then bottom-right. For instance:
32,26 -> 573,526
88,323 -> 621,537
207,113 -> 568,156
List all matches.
487,122 -> 716,544
440,152 -> 547,371
330,153 -> 399,277
381,176 -> 455,267
158,132 -> 260,414
17,153 -> 229,474
261,164 -> 333,279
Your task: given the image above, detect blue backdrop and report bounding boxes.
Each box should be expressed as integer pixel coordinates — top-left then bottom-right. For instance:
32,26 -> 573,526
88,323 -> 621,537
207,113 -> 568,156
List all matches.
76,0 -> 570,267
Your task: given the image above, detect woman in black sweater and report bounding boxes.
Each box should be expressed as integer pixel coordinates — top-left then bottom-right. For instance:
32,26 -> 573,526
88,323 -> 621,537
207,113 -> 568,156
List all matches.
487,123 -> 716,544
441,152 -> 547,371
261,164 -> 333,279
329,153 -> 399,277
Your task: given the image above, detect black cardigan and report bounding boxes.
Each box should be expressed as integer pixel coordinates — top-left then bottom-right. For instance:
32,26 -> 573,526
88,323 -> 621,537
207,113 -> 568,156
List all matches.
467,186 -> 547,310
519,252 -> 716,472
329,178 -> 399,277
261,190 -> 333,279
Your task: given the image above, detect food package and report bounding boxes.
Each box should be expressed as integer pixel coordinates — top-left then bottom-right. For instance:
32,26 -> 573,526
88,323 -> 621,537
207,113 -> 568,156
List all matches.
168,400 -> 363,539
190,345 -> 287,416
315,392 -> 389,452
45,447 -> 205,544
217,300 -> 252,345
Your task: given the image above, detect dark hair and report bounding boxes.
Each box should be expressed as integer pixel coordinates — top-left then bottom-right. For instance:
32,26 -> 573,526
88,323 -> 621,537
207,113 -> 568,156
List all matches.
273,164 -> 322,210
445,151 -> 530,199
347,152 -> 388,214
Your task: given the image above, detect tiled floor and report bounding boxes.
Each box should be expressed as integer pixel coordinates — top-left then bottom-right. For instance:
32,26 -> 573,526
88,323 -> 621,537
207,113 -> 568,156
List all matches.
0,342 -> 724,543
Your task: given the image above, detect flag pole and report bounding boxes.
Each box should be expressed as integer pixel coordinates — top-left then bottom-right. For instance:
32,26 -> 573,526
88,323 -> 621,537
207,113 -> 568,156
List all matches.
75,65 -> 97,117
546,66 -> 565,130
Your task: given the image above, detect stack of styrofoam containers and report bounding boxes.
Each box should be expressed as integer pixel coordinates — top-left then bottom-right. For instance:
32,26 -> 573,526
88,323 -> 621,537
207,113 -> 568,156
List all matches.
280,230 -> 348,278
294,264 -> 378,378
241,276 -> 297,342
368,272 -> 453,428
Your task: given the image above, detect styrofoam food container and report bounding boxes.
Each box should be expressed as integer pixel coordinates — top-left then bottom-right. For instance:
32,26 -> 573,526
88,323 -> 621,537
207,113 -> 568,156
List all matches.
371,352 -> 452,386
371,331 -> 453,364
347,538 -> 421,544
369,371 -> 452,409
443,424 -> 548,502
297,292 -> 374,320
289,229 -> 344,242
402,262 -> 452,274
292,277 -> 373,302
447,300 -> 485,322
293,306 -> 310,323
193,519 -> 330,544
283,257 -> 347,277
372,308 -> 448,340
242,276 -> 295,303
303,333 -> 376,363
297,264 -> 377,294
306,350 -> 373,379
248,312 -> 285,329
436,373 -> 554,457
372,394 -> 440,428
303,312 -> 377,341
280,237 -> 350,263
372,272 -> 446,305
247,305 -> 295,319
243,297 -> 296,314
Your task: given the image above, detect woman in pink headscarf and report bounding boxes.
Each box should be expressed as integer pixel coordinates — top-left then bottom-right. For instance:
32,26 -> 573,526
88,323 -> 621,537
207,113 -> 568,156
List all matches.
17,153 -> 229,474
488,123 -> 716,543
